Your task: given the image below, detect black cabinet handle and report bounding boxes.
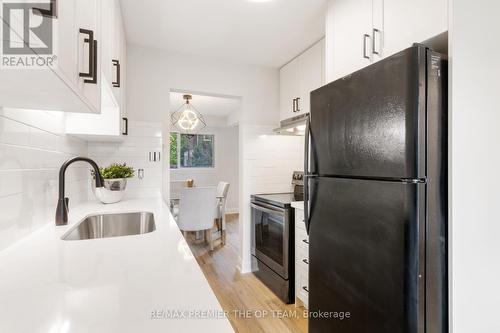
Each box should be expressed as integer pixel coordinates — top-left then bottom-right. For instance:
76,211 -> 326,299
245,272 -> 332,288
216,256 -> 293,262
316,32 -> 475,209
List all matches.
372,28 -> 380,55
79,29 -> 97,84
302,239 -> 309,245
363,34 -> 370,59
86,39 -> 97,84
33,0 -> 57,18
302,286 -> 309,293
122,117 -> 128,135
296,98 -> 301,112
292,98 -> 296,113
302,259 -> 309,265
112,59 -> 121,87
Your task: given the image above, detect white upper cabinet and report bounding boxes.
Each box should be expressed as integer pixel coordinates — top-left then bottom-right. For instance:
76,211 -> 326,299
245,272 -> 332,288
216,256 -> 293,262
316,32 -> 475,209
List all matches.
298,40 -> 325,116
75,0 -> 101,111
280,57 -> 300,121
65,0 -> 127,141
326,0 -> 448,82
101,0 -> 122,99
118,16 -> 127,120
328,0 -> 373,80
382,0 -> 448,58
280,39 -> 325,121
0,0 -> 100,113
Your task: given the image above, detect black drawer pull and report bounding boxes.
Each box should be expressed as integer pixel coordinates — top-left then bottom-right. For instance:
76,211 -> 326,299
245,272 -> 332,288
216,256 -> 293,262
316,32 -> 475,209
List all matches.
302,259 -> 309,265
302,239 -> 309,245
112,59 -> 121,87
33,0 -> 57,18
122,117 -> 128,136
79,29 -> 97,84
302,286 -> 309,293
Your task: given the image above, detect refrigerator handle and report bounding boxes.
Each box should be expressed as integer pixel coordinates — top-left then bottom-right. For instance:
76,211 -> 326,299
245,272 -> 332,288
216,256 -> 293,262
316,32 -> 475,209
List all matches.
304,115 -> 312,234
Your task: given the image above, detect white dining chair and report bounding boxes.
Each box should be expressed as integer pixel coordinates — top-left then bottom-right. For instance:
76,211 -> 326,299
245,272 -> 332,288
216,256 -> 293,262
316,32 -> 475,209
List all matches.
170,180 -> 190,218
216,182 -> 230,245
176,187 -> 218,250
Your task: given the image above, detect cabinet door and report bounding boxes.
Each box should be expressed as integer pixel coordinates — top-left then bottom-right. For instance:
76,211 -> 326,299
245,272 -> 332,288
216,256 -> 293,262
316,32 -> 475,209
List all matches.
119,22 -> 126,118
383,0 -> 448,58
112,0 -> 123,106
298,40 -> 324,115
329,0 -> 373,81
56,0 -> 79,86
100,0 -> 114,86
76,0 -> 101,111
279,58 -> 299,120
371,0 -> 384,63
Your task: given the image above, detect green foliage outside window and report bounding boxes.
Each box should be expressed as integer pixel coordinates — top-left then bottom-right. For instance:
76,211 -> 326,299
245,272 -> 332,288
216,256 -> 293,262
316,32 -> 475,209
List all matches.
170,133 -> 214,169
170,133 -> 178,169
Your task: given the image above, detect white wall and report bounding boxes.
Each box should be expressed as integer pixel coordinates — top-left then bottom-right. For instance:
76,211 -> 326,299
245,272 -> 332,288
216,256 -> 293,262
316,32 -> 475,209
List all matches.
239,125 -> 304,272
126,44 -> 292,272
170,125 -> 239,213
0,108 -> 89,251
87,121 -> 163,199
126,45 -> 280,126
126,44 -> 281,208
449,1 -> 500,332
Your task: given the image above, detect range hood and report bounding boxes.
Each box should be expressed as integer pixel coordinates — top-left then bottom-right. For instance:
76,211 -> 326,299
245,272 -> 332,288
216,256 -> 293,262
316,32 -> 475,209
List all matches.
273,113 -> 309,136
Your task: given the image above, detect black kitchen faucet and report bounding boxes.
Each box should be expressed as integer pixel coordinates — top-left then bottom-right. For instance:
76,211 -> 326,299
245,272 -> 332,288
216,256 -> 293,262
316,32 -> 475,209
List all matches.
55,157 -> 104,226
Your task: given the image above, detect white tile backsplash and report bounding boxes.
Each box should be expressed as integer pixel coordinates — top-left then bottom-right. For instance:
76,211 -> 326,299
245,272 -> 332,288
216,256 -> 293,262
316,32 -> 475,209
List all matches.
242,125 -> 304,194
87,121 -> 163,199
239,124 -> 305,273
0,108 -> 90,251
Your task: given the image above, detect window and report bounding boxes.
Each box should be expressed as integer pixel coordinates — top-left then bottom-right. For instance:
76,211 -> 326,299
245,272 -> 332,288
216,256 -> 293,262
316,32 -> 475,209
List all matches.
170,133 -> 215,169
169,133 -> 178,169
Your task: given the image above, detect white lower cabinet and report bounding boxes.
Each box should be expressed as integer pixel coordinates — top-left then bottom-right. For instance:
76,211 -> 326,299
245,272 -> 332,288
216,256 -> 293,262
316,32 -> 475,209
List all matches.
294,208 -> 309,308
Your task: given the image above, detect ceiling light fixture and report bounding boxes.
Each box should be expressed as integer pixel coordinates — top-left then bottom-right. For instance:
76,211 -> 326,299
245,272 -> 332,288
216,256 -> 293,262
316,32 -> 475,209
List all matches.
171,94 -> 206,134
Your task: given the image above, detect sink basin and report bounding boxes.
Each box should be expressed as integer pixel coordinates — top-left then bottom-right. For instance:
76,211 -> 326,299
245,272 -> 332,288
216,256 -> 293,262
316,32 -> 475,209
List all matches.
62,212 -> 156,241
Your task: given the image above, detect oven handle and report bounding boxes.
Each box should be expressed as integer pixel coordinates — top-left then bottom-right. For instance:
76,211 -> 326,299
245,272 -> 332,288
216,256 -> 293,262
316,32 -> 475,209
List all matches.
251,203 -> 285,216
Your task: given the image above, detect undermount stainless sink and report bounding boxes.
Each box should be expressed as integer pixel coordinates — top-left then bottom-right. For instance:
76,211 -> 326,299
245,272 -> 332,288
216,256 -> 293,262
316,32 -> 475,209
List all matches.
61,212 -> 156,241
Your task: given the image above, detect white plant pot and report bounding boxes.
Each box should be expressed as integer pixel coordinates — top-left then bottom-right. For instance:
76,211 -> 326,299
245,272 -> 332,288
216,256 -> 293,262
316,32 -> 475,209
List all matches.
93,178 -> 128,204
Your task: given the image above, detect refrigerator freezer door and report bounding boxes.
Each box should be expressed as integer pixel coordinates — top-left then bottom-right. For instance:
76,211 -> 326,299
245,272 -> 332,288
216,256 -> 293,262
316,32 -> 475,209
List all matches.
309,46 -> 427,179
308,177 -> 425,333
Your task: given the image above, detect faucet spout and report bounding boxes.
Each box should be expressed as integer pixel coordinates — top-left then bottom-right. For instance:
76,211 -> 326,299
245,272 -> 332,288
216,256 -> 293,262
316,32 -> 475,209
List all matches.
56,157 -> 104,226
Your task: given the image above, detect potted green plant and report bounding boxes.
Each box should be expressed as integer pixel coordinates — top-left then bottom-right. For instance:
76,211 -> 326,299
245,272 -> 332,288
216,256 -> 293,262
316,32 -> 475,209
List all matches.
92,163 -> 135,204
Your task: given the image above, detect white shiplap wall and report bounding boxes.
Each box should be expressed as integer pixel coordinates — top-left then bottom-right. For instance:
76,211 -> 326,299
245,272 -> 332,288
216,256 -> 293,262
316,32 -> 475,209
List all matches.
0,108 -> 89,251
87,121 -> 163,199
239,124 -> 304,273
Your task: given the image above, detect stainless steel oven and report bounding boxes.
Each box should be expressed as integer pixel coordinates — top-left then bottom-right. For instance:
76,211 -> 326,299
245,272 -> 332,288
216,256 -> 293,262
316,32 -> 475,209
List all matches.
251,194 -> 295,303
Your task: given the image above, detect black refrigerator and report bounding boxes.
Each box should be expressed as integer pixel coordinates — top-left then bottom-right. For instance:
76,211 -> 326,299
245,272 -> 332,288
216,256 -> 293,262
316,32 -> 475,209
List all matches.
304,44 -> 447,333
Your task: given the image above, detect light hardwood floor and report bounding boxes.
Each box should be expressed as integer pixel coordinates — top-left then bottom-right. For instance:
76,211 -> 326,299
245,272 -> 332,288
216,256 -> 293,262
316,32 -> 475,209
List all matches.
185,214 -> 308,333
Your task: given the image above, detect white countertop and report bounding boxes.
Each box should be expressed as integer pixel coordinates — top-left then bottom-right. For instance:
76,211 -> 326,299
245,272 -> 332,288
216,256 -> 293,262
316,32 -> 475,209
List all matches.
291,201 -> 304,210
0,198 -> 234,333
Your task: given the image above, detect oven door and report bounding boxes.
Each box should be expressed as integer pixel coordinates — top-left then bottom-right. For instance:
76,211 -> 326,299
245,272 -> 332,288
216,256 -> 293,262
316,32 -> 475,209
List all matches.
251,200 -> 290,279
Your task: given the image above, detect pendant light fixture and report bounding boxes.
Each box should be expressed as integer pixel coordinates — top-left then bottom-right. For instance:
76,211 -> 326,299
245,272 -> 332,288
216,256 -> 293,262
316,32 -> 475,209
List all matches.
171,94 -> 206,134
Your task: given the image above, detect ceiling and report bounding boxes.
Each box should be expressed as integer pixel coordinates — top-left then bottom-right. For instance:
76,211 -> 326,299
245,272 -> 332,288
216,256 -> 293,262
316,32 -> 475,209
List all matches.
170,92 -> 241,117
119,0 -> 327,68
